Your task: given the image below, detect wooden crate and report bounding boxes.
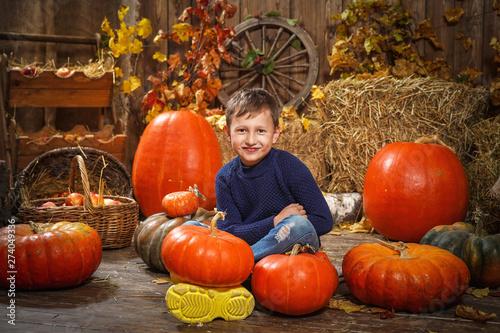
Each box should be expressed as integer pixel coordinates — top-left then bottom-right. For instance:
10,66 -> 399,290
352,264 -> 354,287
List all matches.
8,69 -> 113,108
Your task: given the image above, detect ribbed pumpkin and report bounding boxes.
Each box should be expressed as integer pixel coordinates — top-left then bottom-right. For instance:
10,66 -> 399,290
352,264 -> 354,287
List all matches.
134,207 -> 216,272
161,211 -> 254,287
342,241 -> 470,312
132,111 -> 222,217
421,219 -> 500,288
420,222 -> 487,257
363,135 -> 469,242
0,221 -> 102,290
251,244 -> 339,316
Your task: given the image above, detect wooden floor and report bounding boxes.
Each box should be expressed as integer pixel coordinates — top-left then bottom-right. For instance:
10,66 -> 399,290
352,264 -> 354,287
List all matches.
1,231 -> 499,333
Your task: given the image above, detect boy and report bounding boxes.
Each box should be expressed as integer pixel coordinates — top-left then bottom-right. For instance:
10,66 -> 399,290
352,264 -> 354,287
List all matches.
216,87 -> 333,261
165,88 -> 333,324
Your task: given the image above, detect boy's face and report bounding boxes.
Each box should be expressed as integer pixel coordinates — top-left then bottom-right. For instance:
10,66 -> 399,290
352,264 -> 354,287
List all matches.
225,107 -> 280,167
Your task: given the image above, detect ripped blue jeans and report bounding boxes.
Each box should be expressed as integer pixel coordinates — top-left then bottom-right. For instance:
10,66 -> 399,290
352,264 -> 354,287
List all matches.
183,215 -> 319,262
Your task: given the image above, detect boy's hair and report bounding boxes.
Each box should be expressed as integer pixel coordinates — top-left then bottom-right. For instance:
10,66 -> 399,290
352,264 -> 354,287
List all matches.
225,88 -> 280,128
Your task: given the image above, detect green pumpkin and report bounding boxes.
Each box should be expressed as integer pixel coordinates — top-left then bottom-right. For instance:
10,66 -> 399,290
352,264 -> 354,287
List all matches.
420,220 -> 500,288
134,207 -> 215,272
461,221 -> 500,288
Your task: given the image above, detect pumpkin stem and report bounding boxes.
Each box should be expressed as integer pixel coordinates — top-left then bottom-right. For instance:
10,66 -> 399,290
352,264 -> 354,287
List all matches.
472,208 -> 484,237
414,133 -> 455,153
189,184 -> 207,201
378,240 -> 411,259
210,209 -> 226,237
29,220 -> 44,234
289,243 -> 315,256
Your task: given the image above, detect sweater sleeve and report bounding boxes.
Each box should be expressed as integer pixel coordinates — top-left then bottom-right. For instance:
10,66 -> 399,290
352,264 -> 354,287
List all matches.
214,168 -> 276,245
278,152 -> 334,236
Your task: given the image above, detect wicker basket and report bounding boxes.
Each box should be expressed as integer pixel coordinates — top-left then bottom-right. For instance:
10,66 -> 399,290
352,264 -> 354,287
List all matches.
17,152 -> 139,249
14,147 -> 133,201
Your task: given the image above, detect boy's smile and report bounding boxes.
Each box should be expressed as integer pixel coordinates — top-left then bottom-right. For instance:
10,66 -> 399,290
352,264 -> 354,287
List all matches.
225,107 -> 280,167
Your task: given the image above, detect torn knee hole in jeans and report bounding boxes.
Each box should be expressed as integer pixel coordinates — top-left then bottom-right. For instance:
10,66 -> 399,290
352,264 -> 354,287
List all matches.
275,223 -> 294,243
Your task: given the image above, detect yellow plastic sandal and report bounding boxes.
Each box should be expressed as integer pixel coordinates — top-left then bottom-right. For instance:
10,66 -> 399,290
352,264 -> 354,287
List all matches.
166,283 -> 255,324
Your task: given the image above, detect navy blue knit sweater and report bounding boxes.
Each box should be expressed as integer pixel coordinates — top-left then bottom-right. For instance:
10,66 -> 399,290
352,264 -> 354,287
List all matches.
215,148 -> 333,245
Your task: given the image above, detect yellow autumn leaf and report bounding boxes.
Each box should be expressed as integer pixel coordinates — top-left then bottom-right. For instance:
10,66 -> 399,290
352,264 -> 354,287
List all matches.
118,6 -> 129,22
327,299 -> 367,313
137,18 -> 152,38
463,37 -> 472,51
444,7 -> 464,23
153,51 -> 167,63
413,19 -> 443,49
281,105 -> 299,119
495,0 -> 500,14
129,38 -> 143,54
206,115 -> 226,132
471,287 -> 490,298
109,38 -> 128,58
301,115 -> 310,132
310,85 -> 325,100
114,67 -> 123,78
122,76 -> 141,94
455,305 -> 497,322
101,17 -> 115,38
173,23 -> 192,42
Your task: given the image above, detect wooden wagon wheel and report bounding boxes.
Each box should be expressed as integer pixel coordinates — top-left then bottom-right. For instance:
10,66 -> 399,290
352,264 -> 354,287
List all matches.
217,16 -> 319,108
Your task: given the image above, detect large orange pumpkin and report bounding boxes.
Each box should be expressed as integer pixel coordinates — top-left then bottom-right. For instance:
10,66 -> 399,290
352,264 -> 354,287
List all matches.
132,111 -> 222,217
0,221 -> 102,290
342,242 -> 470,313
363,135 -> 469,242
161,211 -> 254,287
251,244 -> 339,316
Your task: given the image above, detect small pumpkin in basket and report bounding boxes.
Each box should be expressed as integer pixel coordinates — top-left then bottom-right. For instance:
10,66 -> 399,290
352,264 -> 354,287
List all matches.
0,221 -> 102,290
134,207 -> 216,272
161,211 -> 254,287
421,217 -> 500,288
251,244 -> 339,316
342,241 -> 470,313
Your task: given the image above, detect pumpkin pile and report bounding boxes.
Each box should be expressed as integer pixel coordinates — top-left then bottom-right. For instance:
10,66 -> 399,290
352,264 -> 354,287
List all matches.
0,221 -> 102,290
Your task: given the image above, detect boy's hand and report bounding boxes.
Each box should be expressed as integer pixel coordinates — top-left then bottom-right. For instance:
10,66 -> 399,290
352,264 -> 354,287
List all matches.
273,203 -> 307,227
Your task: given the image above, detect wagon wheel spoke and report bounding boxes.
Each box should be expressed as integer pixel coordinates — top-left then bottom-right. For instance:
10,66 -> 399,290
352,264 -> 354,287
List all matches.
268,73 -> 294,98
275,64 -> 310,69
239,73 -> 260,90
219,67 -> 253,73
265,75 -> 283,107
229,39 -> 246,56
222,71 -> 258,90
270,33 -> 297,61
266,26 -> 284,58
274,49 -> 309,65
261,25 -> 266,55
244,30 -> 258,51
272,69 -> 306,86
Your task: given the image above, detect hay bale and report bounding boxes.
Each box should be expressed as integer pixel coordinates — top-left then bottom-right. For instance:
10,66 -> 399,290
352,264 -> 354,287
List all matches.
213,118 -> 328,189
465,116 -> 500,233
311,76 -> 490,193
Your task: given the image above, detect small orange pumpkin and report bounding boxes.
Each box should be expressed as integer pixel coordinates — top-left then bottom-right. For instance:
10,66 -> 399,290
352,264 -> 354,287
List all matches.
161,185 -> 206,218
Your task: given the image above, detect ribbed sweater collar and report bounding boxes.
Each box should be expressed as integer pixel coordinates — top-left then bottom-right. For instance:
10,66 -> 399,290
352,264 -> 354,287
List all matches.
235,148 -> 276,179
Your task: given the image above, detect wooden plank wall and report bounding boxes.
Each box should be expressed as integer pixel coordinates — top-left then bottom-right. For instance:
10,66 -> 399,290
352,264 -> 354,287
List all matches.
139,0 -> 499,88
0,0 -> 499,172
